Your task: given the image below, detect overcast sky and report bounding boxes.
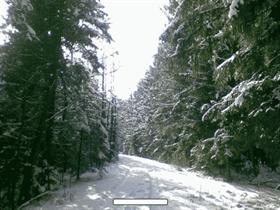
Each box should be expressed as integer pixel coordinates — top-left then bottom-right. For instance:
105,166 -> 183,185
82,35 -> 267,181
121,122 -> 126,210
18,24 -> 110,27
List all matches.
0,0 -> 168,99
0,0 -> 8,45
102,0 -> 168,99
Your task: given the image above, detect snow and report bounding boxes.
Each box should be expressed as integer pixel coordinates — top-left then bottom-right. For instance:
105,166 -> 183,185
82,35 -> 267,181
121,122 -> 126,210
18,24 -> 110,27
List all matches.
26,23 -> 38,41
171,100 -> 181,113
74,8 -> 80,17
174,88 -> 189,98
169,40 -> 181,57
202,75 -> 275,120
214,30 -> 223,38
173,23 -> 185,38
24,155 -> 280,210
273,72 -> 280,81
221,78 -> 265,113
228,0 -> 244,18
202,103 -> 219,121
19,0 -> 33,11
161,0 -> 185,43
216,51 -> 239,70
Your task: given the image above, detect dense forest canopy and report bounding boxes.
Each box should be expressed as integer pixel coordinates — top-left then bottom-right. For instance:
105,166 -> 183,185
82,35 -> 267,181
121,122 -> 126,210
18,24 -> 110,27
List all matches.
0,0 -> 117,209
118,0 -> 280,178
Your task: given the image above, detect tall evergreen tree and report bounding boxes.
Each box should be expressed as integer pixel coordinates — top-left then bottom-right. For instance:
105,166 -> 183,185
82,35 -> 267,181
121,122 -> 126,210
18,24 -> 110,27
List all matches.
118,0 -> 280,179
0,0 -> 116,208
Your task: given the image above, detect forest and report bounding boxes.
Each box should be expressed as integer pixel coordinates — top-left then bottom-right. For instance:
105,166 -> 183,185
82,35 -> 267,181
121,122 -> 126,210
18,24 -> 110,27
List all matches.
118,0 -> 280,180
0,0 -> 117,209
0,0 -> 280,209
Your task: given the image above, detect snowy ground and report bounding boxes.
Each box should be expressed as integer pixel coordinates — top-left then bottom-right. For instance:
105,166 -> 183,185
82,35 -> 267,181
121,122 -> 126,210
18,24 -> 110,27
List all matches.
25,154 -> 280,210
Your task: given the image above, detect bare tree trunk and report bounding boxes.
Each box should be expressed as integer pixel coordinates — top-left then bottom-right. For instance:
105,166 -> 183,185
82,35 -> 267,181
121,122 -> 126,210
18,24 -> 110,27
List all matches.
76,129 -> 84,180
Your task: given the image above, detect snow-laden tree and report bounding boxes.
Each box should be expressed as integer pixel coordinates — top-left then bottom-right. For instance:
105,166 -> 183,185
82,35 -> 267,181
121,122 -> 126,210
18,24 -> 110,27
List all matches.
120,0 -> 280,179
196,0 -> 280,176
0,0 -> 114,208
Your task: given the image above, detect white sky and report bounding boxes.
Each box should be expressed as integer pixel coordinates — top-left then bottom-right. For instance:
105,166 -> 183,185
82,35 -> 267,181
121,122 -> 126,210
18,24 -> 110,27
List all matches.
102,0 -> 168,99
0,0 -> 8,45
0,0 -> 169,99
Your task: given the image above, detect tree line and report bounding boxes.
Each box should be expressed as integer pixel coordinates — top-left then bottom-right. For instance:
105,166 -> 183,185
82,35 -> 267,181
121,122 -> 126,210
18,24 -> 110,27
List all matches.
0,0 -> 117,209
119,0 -> 280,179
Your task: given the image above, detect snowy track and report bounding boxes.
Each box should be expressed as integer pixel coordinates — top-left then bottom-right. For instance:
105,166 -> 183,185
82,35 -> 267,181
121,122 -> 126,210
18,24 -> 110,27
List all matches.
26,155 -> 280,210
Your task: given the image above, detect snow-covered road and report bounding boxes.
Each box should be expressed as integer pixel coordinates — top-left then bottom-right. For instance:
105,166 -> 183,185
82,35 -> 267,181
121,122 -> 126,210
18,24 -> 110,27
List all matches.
26,154 -> 280,210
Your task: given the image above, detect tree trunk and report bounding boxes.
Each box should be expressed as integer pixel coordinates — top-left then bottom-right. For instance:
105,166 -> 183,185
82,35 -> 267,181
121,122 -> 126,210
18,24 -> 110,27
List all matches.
76,129 -> 84,180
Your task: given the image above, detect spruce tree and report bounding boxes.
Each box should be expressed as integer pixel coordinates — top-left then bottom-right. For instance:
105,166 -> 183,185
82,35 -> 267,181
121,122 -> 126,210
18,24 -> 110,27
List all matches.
0,0 -> 114,208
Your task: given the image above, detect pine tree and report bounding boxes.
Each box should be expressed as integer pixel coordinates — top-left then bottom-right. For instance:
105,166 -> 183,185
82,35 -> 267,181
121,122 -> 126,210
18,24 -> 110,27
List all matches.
0,0 -> 114,208
118,0 -> 280,179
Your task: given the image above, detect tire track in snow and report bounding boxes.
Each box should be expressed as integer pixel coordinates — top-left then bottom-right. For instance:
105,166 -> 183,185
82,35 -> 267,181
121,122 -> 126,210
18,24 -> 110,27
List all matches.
23,155 -> 280,210
111,165 -> 131,194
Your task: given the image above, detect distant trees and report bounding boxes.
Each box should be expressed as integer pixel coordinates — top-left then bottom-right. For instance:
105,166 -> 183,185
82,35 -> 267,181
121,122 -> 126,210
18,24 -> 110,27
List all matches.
119,0 -> 280,178
0,0 -> 117,209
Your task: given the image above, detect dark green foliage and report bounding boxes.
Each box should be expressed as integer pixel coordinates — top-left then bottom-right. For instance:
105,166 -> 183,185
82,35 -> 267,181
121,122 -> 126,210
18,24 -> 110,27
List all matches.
0,0 -> 117,209
119,0 -> 280,179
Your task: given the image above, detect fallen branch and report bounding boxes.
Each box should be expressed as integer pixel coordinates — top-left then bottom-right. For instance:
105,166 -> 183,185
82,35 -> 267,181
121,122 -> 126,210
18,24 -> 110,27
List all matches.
17,191 -> 50,210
